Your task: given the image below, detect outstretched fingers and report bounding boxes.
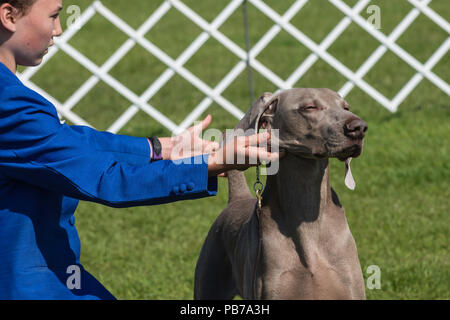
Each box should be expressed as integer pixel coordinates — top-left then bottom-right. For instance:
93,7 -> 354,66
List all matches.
246,146 -> 282,163
245,132 -> 270,146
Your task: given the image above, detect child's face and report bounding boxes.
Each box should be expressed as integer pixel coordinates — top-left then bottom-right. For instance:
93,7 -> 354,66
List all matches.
13,0 -> 63,66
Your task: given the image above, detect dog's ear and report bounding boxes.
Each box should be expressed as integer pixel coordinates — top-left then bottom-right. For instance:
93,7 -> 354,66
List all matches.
234,92 -> 273,132
259,98 -> 278,130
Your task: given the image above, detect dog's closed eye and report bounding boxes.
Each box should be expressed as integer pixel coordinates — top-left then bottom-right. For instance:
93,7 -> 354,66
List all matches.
300,105 -> 317,111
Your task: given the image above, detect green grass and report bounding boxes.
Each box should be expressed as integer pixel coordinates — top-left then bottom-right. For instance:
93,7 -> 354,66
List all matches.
24,0 -> 450,299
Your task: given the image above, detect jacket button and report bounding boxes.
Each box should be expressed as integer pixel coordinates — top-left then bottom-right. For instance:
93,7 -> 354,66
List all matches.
69,216 -> 76,226
172,186 -> 180,194
179,184 -> 187,193
187,182 -> 195,191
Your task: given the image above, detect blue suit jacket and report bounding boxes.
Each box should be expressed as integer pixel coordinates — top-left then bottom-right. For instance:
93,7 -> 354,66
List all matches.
0,62 -> 217,299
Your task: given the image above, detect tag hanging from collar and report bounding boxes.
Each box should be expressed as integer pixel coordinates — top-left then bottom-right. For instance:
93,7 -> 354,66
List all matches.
345,158 -> 356,190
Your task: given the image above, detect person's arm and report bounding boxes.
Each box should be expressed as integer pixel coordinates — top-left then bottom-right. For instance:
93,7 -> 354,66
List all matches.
152,115 -> 281,177
0,85 -> 217,208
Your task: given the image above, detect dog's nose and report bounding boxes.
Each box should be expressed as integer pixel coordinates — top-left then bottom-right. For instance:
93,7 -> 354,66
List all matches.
344,117 -> 368,139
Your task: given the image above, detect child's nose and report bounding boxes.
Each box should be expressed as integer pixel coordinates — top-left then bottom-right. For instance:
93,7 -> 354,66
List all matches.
53,17 -> 63,37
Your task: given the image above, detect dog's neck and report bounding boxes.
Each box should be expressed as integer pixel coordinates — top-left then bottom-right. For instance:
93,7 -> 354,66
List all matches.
263,153 -> 332,226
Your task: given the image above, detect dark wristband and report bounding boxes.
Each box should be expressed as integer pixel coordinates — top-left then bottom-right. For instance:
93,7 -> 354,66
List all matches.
148,136 -> 163,162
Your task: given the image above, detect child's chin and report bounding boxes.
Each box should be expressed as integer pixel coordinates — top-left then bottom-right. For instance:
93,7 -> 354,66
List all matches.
19,58 -> 43,67
32,59 -> 43,66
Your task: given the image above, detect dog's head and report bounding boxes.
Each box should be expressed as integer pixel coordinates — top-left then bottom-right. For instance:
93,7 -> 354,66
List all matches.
249,88 -> 367,161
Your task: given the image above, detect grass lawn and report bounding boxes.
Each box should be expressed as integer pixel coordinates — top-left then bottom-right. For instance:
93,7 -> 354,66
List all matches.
22,0 -> 449,299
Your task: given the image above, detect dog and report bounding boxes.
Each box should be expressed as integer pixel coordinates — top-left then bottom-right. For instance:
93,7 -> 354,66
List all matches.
195,88 -> 368,299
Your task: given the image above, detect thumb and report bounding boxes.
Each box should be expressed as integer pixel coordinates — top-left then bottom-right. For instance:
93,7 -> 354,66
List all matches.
193,114 -> 212,132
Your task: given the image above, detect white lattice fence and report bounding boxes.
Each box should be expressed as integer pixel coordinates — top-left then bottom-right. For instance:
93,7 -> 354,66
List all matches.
17,0 -> 449,135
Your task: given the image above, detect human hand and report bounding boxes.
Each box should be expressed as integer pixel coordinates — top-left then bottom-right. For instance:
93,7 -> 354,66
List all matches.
159,115 -> 219,161
207,132 -> 284,177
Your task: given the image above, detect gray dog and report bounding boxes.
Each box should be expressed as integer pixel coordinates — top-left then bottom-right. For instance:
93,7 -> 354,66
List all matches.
194,88 -> 368,299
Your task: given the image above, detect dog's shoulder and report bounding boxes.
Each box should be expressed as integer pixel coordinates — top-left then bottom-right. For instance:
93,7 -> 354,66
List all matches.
217,198 -> 258,227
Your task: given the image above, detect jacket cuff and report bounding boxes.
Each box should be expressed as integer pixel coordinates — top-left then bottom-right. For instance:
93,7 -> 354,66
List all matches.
170,154 -> 217,198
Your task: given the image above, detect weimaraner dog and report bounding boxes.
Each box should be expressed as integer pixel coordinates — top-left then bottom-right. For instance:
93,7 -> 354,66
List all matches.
194,88 -> 368,300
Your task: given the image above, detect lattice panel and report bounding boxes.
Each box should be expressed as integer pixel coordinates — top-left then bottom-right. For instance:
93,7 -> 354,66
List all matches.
17,0 -> 450,134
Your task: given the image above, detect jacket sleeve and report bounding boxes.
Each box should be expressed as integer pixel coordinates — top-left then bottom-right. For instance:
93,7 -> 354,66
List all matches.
0,85 -> 217,208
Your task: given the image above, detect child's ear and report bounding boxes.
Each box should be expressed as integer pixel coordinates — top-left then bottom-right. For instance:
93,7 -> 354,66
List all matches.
0,4 -> 19,33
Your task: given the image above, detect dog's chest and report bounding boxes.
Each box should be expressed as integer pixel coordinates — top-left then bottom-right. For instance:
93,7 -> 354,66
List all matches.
257,209 -> 360,299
